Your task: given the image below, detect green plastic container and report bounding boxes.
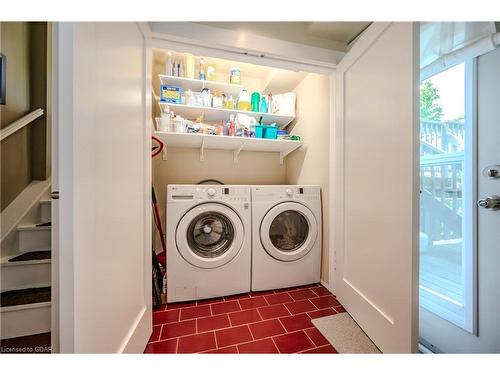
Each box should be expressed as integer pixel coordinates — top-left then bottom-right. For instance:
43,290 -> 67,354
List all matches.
255,125 -> 265,138
251,92 -> 261,112
264,125 -> 278,139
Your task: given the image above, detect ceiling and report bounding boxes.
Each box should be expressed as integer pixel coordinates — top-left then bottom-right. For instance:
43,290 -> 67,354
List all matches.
197,22 -> 371,51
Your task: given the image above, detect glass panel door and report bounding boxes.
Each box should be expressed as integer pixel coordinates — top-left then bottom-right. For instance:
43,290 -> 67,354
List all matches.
419,61 -> 476,332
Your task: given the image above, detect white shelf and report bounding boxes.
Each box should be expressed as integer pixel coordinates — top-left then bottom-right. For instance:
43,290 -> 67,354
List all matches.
155,131 -> 303,164
158,102 -> 295,128
159,75 -> 244,98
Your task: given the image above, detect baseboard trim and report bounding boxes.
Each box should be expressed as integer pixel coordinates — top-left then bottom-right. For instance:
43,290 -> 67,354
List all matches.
320,279 -> 331,291
120,306 -> 152,353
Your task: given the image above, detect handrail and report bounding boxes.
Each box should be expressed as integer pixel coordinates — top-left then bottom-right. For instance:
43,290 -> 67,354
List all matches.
420,152 -> 464,166
0,108 -> 44,141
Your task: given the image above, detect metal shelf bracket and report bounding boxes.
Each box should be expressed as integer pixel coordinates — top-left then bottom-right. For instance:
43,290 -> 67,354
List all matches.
233,142 -> 245,162
200,137 -> 205,162
162,145 -> 168,161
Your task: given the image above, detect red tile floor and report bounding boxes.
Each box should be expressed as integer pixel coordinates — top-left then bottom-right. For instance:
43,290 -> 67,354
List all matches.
145,283 -> 345,354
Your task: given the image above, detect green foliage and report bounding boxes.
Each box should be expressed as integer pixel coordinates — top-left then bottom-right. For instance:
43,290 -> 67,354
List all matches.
420,81 -> 443,121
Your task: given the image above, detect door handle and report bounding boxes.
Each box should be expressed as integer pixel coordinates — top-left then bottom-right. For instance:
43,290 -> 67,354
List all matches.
477,195 -> 500,210
51,191 -> 59,200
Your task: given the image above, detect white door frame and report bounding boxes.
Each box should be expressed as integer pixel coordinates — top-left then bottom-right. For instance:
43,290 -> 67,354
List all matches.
50,21 -> 60,353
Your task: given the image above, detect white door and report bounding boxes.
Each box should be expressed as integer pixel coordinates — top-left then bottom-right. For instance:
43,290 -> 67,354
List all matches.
55,22 -> 152,353
420,48 -> 500,353
333,22 -> 419,353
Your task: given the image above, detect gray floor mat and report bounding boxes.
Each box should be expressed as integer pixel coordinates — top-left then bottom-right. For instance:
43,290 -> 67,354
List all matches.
312,312 -> 381,353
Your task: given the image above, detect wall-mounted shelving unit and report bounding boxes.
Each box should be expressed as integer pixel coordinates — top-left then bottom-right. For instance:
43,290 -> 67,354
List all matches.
158,102 -> 295,128
154,131 -> 303,164
158,75 -> 296,128
159,75 -> 244,98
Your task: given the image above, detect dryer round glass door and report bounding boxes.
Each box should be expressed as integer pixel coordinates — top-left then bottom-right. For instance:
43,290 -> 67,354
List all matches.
176,203 -> 244,269
260,202 -> 318,262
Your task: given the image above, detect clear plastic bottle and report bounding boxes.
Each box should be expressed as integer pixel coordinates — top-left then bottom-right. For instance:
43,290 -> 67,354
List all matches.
165,56 -> 173,76
178,61 -> 184,78
227,95 -> 235,109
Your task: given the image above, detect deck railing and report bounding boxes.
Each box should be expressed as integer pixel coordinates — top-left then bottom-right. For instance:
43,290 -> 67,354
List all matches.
420,119 -> 465,244
420,119 -> 464,155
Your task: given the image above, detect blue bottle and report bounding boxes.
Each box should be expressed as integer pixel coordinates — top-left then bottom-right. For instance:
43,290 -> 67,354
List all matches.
260,96 -> 268,113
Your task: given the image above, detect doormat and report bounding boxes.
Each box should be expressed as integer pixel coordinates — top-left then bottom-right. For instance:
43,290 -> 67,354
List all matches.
312,312 -> 381,353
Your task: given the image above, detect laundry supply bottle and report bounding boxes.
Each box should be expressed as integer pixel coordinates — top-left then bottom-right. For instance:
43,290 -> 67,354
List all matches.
171,60 -> 177,77
199,58 -> 206,80
178,61 -> 184,77
237,89 -> 251,111
228,115 -> 236,136
227,95 -> 235,109
260,96 -> 268,113
251,92 -> 261,112
185,55 -> 195,78
165,55 -> 174,76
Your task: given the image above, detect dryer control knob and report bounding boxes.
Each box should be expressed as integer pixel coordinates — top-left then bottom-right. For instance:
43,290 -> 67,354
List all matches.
285,188 -> 293,196
207,188 -> 216,197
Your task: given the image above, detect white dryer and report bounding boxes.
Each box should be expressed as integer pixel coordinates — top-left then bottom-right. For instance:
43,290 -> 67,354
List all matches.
251,185 -> 322,291
166,185 -> 251,302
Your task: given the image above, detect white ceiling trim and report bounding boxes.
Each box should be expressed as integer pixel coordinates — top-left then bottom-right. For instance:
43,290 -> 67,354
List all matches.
148,22 -> 341,74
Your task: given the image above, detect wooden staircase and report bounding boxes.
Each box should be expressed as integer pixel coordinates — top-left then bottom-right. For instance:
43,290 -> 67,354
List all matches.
0,196 -> 52,353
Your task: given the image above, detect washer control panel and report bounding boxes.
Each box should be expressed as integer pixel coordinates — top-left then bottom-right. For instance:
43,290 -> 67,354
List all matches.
252,186 -> 321,202
168,185 -> 250,203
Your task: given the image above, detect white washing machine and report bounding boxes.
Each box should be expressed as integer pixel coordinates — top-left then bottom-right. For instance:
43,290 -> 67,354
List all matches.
251,185 -> 322,291
166,185 -> 251,302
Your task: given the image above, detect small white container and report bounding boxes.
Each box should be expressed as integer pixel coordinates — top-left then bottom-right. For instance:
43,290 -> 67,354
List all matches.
160,112 -> 171,132
187,91 -> 204,106
201,89 -> 212,107
174,117 -> 185,133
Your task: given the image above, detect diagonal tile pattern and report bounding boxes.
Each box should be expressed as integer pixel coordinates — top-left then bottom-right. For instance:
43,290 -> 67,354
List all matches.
146,283 -> 342,354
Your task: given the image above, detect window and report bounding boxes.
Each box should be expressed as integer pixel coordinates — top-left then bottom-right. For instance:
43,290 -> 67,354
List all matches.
419,62 -> 476,331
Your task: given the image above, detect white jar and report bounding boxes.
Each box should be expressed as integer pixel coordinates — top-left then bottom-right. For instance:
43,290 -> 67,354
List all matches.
160,112 -> 170,132
201,88 -> 211,107
174,117 -> 185,133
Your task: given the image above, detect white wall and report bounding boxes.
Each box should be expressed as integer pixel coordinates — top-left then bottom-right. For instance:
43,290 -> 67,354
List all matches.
152,58 -> 331,283
285,73 -> 331,283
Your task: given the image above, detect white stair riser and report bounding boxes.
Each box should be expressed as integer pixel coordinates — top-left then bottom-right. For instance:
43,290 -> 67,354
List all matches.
1,262 -> 51,292
40,202 -> 51,223
1,303 -> 51,339
18,230 -> 51,252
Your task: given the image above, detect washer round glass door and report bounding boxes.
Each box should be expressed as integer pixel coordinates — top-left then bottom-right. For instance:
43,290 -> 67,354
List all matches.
176,203 -> 244,269
260,202 -> 318,262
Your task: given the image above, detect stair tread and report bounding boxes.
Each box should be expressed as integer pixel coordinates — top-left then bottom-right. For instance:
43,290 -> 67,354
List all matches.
1,287 -> 51,308
8,251 -> 51,262
0,332 -> 51,353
